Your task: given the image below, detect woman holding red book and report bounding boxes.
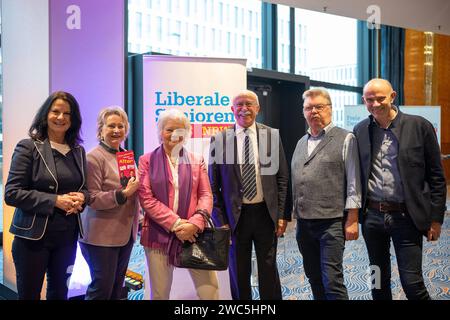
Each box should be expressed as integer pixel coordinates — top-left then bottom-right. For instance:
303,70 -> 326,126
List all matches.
79,106 -> 140,300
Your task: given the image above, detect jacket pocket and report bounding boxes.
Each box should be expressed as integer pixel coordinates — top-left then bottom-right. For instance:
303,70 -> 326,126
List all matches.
407,146 -> 425,167
11,209 -> 36,230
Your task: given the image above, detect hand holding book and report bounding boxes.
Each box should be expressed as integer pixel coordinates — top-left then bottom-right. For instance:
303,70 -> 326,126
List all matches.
123,175 -> 140,198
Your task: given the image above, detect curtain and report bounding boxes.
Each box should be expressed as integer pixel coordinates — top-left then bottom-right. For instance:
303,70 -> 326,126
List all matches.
381,25 -> 405,106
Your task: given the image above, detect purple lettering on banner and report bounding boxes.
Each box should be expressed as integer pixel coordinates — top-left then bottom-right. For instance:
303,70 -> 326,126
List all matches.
50,0 -> 125,151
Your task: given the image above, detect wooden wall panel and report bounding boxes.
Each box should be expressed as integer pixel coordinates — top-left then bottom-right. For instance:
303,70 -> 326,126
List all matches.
404,30 -> 426,105
404,30 -> 450,182
434,34 -> 450,181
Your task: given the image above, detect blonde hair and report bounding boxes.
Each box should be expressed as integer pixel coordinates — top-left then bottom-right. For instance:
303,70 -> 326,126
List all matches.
96,106 -> 130,141
302,87 -> 332,106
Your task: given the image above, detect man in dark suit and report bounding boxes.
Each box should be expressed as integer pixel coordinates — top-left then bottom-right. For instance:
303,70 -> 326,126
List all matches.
354,78 -> 447,300
209,89 -> 289,300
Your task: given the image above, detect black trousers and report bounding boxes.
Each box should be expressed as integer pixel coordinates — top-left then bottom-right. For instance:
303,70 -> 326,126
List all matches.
229,202 -> 282,300
12,229 -> 78,300
79,235 -> 134,300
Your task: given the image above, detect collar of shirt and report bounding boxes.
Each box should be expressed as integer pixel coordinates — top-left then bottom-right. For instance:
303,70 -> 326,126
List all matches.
371,105 -> 399,129
236,122 -> 257,137
307,122 -> 335,140
100,141 -> 125,154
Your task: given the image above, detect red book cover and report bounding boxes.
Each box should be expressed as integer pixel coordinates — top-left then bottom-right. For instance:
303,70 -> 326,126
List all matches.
116,150 -> 136,187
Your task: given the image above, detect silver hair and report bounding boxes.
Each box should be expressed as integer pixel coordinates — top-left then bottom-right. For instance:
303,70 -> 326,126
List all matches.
302,87 -> 332,106
156,109 -> 191,143
97,106 -> 130,141
232,89 -> 260,106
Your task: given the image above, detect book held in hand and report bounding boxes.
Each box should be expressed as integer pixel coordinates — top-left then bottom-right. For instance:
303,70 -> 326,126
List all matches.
116,150 -> 136,187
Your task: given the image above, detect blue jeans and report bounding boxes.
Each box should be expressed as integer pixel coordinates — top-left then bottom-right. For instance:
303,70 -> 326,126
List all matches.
362,209 -> 430,300
296,218 -> 348,300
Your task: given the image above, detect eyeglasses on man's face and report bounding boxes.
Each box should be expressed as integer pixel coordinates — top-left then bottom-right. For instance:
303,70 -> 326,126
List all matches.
234,101 -> 257,108
303,104 -> 330,113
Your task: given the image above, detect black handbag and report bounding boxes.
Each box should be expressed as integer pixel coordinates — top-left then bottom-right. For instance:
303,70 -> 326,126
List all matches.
175,210 -> 231,270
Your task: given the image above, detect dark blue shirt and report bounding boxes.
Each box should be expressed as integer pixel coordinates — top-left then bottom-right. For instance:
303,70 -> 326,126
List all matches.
367,107 -> 405,202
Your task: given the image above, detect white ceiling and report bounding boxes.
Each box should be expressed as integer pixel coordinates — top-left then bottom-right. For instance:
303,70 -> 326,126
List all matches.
266,0 -> 450,35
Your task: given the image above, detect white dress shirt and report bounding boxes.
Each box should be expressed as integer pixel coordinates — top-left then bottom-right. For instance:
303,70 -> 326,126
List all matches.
235,122 -> 264,204
166,154 -> 181,231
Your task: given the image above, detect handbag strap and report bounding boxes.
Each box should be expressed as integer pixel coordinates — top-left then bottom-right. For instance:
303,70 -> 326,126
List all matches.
193,209 -> 215,231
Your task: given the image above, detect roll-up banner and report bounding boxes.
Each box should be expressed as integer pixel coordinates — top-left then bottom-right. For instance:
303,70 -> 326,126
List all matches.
142,55 -> 247,163
141,55 -> 247,299
342,105 -> 441,145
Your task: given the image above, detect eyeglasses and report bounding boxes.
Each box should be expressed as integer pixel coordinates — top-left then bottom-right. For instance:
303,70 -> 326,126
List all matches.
363,96 -> 388,104
303,104 -> 330,112
234,101 -> 257,108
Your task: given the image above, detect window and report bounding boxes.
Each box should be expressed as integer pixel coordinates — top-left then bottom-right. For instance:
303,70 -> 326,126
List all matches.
171,20 -> 182,46
128,0 -> 262,68
319,88 -> 360,128
194,24 -> 199,47
185,0 -> 190,16
135,12 -> 142,39
156,16 -> 162,41
277,5 -> 290,73
146,14 -> 152,34
295,8 -> 358,86
219,2 -> 224,24
212,28 -> 216,51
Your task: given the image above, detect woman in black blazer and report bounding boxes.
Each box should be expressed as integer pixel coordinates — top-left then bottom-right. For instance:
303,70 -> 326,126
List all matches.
4,91 -> 89,300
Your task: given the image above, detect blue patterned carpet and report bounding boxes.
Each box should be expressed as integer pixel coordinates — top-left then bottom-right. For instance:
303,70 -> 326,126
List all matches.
125,212 -> 450,300
1,213 -> 449,300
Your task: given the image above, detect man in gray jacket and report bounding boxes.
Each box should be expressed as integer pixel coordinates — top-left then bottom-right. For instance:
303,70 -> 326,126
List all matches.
291,87 -> 361,300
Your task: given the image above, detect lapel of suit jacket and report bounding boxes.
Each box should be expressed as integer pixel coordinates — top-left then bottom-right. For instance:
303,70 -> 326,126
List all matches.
72,145 -> 86,191
389,110 -> 403,146
256,123 -> 272,182
35,139 -> 86,193
34,139 -> 59,189
225,126 -> 241,181
305,128 -> 334,163
256,122 -> 270,163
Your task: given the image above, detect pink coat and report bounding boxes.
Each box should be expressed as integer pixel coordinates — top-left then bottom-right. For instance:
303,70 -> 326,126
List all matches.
138,150 -> 213,248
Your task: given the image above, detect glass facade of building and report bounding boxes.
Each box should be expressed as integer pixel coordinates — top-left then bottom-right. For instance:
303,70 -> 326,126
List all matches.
128,0 -> 263,68
127,1 -> 360,124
